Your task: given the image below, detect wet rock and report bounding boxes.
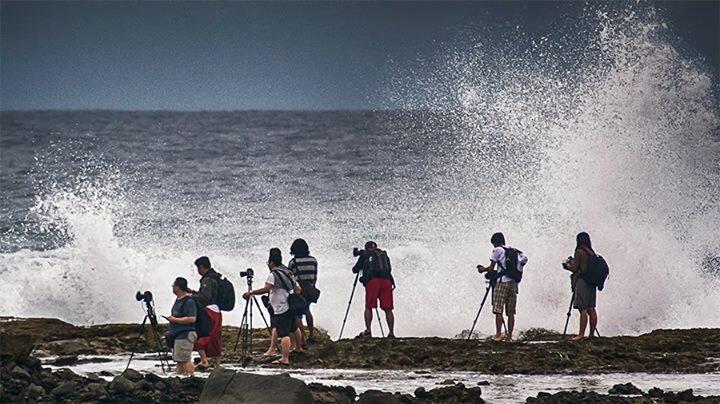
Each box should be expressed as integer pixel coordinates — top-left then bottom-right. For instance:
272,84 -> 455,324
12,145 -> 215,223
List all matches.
11,366 -> 32,381
136,379 -> 155,391
200,368 -> 313,403
85,383 -> 108,399
477,381 -> 490,386
421,383 -> 483,403
144,372 -> 163,383
122,368 -> 144,382
110,375 -> 135,393
608,382 -> 643,395
24,383 -> 45,399
357,389 -> 404,404
438,378 -> 456,385
308,382 -> 356,403
99,370 -> 114,377
48,338 -> 97,356
154,381 -> 167,391
50,381 -> 77,397
52,355 -> 79,366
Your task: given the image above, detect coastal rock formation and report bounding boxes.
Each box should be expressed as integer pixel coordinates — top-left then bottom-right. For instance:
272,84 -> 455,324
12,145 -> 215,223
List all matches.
199,368 -> 314,403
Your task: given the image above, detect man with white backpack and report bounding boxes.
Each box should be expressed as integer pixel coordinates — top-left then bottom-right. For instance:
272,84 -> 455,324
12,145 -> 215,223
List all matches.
477,232 -> 528,342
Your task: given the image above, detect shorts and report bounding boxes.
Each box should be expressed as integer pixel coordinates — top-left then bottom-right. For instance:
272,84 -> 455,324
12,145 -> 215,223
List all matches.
272,310 -> 298,338
492,281 -> 518,315
574,278 -> 597,310
365,278 -> 393,310
172,331 -> 197,362
194,308 -> 222,357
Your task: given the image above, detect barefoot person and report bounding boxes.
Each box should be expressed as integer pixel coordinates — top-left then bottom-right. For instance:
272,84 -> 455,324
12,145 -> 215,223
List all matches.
165,277 -> 197,376
563,232 -> 599,340
243,248 -> 302,365
288,238 -> 319,344
191,256 -> 223,370
477,232 -> 528,342
352,241 -> 395,338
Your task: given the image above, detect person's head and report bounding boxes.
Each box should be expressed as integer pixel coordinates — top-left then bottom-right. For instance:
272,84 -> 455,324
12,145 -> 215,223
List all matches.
173,277 -> 190,296
490,232 -> 505,247
576,232 -> 592,250
290,238 -> 310,257
194,256 -> 211,275
364,241 -> 377,252
268,248 -> 282,269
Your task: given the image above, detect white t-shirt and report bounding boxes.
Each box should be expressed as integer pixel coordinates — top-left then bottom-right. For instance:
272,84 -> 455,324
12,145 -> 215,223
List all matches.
490,246 -> 528,283
266,271 -> 290,315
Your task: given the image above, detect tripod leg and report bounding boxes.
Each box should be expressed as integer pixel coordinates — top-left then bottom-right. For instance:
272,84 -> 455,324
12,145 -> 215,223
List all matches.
468,286 -> 491,340
234,298 -> 251,352
338,273 -> 359,340
375,308 -> 385,337
252,296 -> 271,331
125,315 -> 150,372
563,290 -> 575,337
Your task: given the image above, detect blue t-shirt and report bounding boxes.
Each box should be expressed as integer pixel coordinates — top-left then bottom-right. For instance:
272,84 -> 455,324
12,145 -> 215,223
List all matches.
168,296 -> 197,340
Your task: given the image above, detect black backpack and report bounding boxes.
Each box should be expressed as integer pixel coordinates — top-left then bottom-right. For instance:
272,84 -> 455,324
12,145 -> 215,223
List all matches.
215,274 -> 236,311
183,297 -> 211,338
580,249 -> 609,291
496,247 -> 523,283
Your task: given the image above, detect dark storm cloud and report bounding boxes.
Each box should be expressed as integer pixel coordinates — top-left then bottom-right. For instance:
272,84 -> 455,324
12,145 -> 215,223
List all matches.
1,1 -> 717,110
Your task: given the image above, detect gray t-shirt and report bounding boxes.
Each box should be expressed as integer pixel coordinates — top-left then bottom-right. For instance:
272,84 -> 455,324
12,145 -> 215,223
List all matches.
265,266 -> 297,315
168,296 -> 197,340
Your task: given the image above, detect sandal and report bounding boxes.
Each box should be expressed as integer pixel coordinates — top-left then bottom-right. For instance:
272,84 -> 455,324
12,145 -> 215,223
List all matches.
355,330 -> 372,339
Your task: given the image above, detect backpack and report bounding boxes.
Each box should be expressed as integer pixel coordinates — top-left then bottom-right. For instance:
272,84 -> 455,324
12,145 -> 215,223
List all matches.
215,274 -> 236,311
272,269 -> 309,317
183,297 -> 211,338
366,249 -> 392,277
495,248 -> 524,283
580,248 -> 609,291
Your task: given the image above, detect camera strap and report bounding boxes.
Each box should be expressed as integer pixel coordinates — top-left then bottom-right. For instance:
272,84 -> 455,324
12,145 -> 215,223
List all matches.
271,269 -> 295,293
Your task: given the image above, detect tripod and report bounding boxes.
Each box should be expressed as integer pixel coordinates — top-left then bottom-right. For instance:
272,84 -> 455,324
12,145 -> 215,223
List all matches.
563,287 -> 601,338
233,271 -> 271,366
467,281 -> 507,340
339,272 -> 360,340
126,298 -> 171,373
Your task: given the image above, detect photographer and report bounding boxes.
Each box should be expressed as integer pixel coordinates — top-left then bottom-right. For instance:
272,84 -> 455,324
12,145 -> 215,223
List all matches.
477,232 -> 528,343
164,277 -> 197,376
288,238 -> 319,344
352,241 -> 395,338
563,232 -> 599,340
191,256 -> 222,370
243,248 -> 302,365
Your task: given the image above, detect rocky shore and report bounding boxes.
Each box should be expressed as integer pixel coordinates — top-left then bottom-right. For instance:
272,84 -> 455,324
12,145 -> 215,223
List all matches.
3,317 -> 719,374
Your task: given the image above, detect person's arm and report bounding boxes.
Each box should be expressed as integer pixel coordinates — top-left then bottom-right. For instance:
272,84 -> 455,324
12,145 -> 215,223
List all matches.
243,282 -> 273,299
352,255 -> 364,274
568,249 -> 583,274
293,283 -> 302,294
192,277 -> 216,307
167,298 -> 197,324
477,260 -> 497,273
167,316 -> 196,324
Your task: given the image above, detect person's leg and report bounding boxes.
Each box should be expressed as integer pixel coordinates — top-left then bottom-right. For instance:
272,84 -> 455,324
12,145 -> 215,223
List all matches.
212,356 -> 221,368
279,336 -> 292,364
588,308 -> 598,337
493,313 -> 504,340
306,309 -> 315,340
184,361 -> 194,376
265,328 -> 278,355
364,308 -> 373,333
297,315 -> 306,343
175,362 -> 184,374
574,309 -> 588,340
197,349 -> 209,367
383,309 -> 395,337
506,314 -> 515,342
292,328 -> 304,353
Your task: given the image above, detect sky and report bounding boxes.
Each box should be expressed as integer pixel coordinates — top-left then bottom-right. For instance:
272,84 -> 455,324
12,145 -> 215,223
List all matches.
1,1 -> 718,111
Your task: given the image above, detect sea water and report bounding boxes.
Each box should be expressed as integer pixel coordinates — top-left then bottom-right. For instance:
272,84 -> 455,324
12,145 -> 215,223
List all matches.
1,4 -> 719,339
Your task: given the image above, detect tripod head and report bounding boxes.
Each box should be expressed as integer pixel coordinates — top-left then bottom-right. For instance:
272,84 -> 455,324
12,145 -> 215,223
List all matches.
240,268 -> 254,289
136,290 -> 160,327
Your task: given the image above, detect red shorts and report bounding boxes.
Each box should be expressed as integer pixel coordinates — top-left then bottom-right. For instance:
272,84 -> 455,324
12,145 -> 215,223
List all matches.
194,308 -> 222,357
365,278 -> 394,310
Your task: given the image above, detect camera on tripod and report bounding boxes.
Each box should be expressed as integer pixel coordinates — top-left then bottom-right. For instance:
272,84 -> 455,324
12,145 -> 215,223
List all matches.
240,268 -> 254,278
135,290 -> 153,303
353,247 -> 365,257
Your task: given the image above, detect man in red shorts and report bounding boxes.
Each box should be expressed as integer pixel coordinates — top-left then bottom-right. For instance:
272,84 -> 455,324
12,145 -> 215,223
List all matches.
352,241 -> 395,338
191,256 -> 222,370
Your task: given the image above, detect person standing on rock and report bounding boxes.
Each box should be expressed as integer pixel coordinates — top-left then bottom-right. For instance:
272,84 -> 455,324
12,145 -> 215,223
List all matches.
288,238 -> 319,344
477,232 -> 528,342
352,241 -> 395,338
243,248 -> 303,365
165,277 -> 197,376
563,232 -> 599,340
191,256 -> 222,370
